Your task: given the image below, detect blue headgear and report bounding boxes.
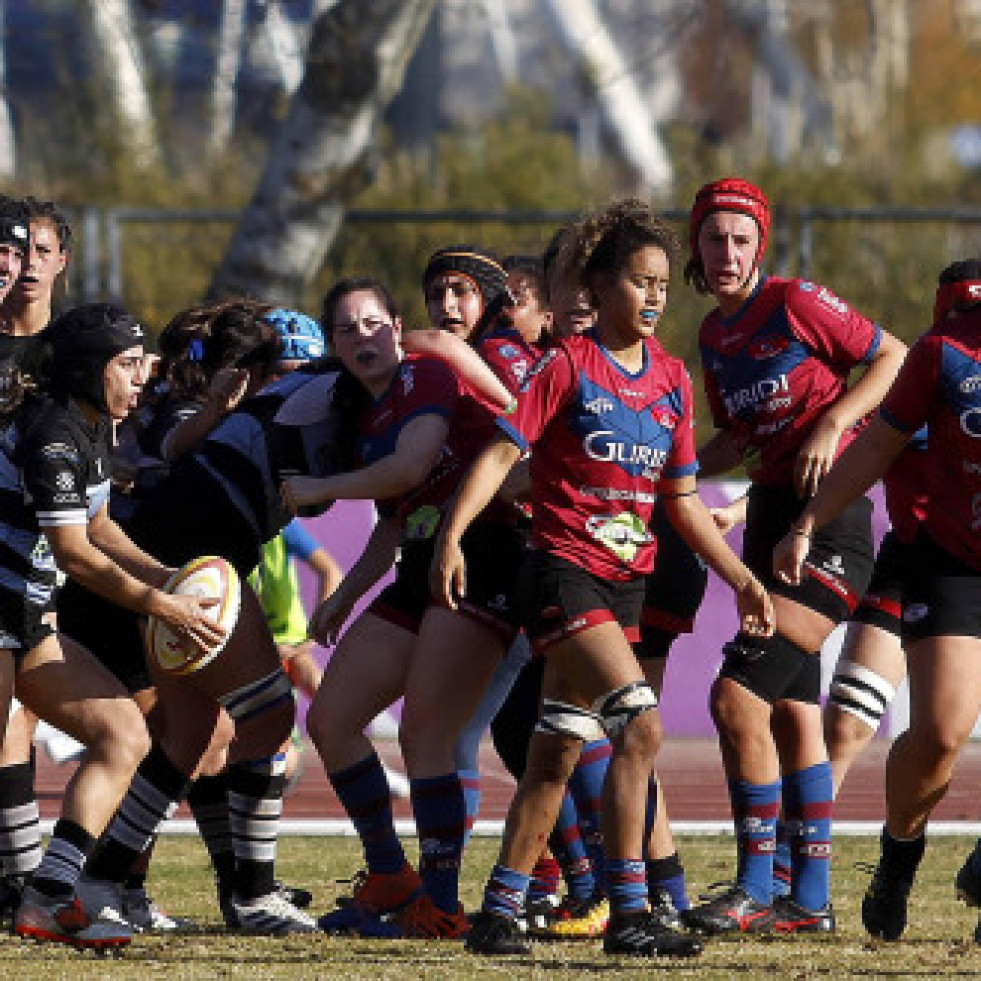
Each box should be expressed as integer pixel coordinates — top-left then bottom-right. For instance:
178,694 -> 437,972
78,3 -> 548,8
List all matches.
265,308 -> 325,363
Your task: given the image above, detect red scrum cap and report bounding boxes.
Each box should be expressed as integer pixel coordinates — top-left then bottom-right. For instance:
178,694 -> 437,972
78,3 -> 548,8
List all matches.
689,178 -> 770,274
934,259 -> 981,325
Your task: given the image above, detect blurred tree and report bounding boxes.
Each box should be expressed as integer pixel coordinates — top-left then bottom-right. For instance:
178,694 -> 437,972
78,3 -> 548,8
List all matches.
208,0 -> 437,305
86,0 -> 161,170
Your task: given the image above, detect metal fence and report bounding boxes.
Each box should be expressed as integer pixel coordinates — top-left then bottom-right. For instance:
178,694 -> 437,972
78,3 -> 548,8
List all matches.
64,206 -> 981,351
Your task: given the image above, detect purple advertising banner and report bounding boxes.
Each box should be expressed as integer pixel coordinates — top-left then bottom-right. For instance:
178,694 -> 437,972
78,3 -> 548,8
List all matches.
296,482 -> 890,736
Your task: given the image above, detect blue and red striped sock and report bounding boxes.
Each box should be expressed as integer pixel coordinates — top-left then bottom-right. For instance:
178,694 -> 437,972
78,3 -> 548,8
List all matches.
548,791 -> 596,901
483,864 -> 530,921
410,773 -> 467,913
729,778 -> 781,905
605,857 -> 648,914
528,854 -> 561,902
783,762 -> 833,911
329,753 -> 405,874
459,768 -> 480,846
568,738 -> 612,880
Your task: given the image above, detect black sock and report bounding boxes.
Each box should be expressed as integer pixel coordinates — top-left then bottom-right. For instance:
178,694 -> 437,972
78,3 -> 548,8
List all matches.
86,744 -> 189,883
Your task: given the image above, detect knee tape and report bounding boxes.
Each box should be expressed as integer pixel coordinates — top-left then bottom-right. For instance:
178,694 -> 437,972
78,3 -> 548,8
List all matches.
535,699 -> 605,742
829,660 -> 896,730
719,633 -> 819,705
592,681 -> 658,739
219,668 -> 294,723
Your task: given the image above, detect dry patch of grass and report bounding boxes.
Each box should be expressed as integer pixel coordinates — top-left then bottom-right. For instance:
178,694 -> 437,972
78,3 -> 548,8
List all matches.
3,834 -> 981,979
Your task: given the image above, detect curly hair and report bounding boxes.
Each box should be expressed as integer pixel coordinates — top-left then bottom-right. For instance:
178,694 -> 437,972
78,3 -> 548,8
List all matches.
562,199 -> 678,296
156,297 -> 276,402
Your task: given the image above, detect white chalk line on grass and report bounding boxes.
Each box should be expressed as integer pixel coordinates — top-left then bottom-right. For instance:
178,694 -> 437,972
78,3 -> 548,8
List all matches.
34,819 -> 981,837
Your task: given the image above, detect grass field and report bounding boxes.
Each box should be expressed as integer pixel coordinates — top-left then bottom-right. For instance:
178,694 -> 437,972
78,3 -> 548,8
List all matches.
4,834 -> 981,979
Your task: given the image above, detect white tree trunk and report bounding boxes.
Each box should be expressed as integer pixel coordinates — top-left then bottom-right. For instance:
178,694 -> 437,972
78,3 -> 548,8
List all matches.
0,0 -> 15,178
543,0 -> 672,193
210,0 -> 248,155
262,0 -> 305,95
87,0 -> 161,170
209,0 -> 436,305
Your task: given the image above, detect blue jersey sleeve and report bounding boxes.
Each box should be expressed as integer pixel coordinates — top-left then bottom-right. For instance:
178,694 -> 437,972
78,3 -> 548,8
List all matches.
281,518 -> 321,562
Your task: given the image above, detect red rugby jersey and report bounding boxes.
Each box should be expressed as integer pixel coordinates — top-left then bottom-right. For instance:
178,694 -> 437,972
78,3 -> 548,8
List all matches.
699,276 -> 881,485
496,334 -> 697,580
880,308 -> 981,569
359,354 -> 495,538
882,428 -> 928,545
476,328 -> 542,396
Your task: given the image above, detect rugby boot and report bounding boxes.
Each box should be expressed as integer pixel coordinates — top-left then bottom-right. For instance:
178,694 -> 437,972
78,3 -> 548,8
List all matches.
230,890 -> 316,935
395,892 -> 469,939
772,896 -> 836,933
862,860 -> 913,941
532,892 -> 608,939
603,908 -> 703,958
318,863 -> 422,933
121,885 -> 194,932
15,885 -> 132,950
516,890 -> 559,934
954,851 -> 981,942
465,909 -> 530,955
681,883 -> 775,935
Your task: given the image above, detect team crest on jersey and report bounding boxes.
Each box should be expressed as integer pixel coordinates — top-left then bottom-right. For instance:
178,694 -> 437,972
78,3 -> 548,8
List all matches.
498,344 -> 520,359
55,472 -> 73,491
585,512 -> 652,563
747,336 -> 790,360
400,364 -> 416,396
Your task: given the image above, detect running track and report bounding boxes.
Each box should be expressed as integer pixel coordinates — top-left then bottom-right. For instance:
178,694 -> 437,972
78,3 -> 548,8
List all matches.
32,737 -> 981,830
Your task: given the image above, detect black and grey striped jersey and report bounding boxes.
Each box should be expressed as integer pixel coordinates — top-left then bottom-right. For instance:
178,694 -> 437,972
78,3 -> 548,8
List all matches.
0,395 -> 111,610
189,362 -> 356,544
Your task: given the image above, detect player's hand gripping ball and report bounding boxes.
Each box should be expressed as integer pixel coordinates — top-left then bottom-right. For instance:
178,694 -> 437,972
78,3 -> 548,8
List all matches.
147,556 -> 241,675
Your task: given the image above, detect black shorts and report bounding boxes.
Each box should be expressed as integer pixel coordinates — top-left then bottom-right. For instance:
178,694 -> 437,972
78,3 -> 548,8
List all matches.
60,461 -> 266,696
743,484 -> 874,624
57,578 -> 151,695
851,530 -> 915,637
0,588 -> 55,662
490,656 -> 544,780
517,550 -> 645,655
902,531 -> 981,643
371,521 -> 523,641
637,504 -> 708,659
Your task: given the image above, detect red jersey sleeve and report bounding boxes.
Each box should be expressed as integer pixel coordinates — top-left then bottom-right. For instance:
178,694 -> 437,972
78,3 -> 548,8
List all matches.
397,355 -> 461,419
495,345 -> 576,451
785,280 -> 881,370
476,335 -> 538,396
879,333 -> 942,434
663,365 -> 698,477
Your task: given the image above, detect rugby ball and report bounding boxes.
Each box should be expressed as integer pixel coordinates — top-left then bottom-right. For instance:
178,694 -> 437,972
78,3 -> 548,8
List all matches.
147,556 -> 241,675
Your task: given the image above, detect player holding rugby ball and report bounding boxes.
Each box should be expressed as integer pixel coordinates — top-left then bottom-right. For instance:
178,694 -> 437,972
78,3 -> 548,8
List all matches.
0,302 -> 225,950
